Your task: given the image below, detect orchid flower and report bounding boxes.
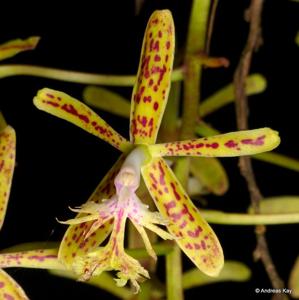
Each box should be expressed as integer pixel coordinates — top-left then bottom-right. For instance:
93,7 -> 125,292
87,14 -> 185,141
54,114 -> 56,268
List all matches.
0,37 -> 40,300
0,125 -> 28,300
33,10 -> 280,291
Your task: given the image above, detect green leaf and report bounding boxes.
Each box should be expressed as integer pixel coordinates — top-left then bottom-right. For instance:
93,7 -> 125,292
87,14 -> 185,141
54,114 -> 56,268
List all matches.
289,256 -> 299,298
83,86 -> 130,118
182,261 -> 251,289
49,270 -> 133,299
190,157 -> 229,195
248,196 -> 299,214
199,74 -> 266,117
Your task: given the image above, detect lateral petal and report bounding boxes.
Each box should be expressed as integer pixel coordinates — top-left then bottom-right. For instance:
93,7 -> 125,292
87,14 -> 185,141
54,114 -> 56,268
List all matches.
149,128 -> 280,157
141,157 -> 224,276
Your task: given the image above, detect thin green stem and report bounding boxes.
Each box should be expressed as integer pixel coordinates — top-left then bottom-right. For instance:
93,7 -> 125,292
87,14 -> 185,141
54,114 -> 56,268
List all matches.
166,245 -> 183,300
159,81 -> 181,142
128,242 -> 174,259
202,210 -> 299,225
0,64 -> 183,86
166,2 -> 212,300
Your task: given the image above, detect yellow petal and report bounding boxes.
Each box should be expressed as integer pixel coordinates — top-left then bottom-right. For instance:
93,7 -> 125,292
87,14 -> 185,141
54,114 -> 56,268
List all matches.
0,126 -> 16,230
141,157 -> 224,276
0,269 -> 28,300
0,36 -> 39,61
130,10 -> 175,144
149,128 -> 280,157
0,249 -> 63,270
33,88 -> 132,152
58,154 -> 126,268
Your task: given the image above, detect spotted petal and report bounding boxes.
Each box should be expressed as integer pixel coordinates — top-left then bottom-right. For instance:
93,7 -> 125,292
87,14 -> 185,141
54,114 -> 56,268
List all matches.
33,88 -> 132,152
0,249 -> 62,270
148,128 -> 280,157
0,36 -> 39,61
141,157 -> 224,276
130,10 -> 175,145
0,126 -> 16,230
58,154 -> 126,268
0,269 -> 28,300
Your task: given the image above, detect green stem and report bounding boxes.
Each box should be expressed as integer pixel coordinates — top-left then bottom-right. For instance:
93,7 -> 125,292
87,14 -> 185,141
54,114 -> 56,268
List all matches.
202,210 -> 299,225
128,242 -> 174,259
181,57 -> 201,139
166,2 -> 211,300
166,245 -> 183,300
159,81 -> 181,142
0,64 -> 183,86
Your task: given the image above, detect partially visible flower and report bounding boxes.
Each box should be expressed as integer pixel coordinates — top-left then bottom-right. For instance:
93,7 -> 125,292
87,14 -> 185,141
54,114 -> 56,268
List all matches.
0,36 -> 39,61
0,36 -> 39,299
33,10 -> 280,291
0,124 -> 29,299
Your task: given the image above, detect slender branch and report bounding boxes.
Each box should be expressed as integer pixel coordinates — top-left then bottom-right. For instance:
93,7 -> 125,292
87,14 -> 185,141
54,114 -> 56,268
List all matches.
0,64 -> 183,86
202,210 -> 299,225
205,0 -> 219,54
233,0 -> 285,296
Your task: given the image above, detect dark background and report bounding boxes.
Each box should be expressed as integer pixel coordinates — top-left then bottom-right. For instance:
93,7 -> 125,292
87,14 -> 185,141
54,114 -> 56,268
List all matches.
0,0 -> 298,299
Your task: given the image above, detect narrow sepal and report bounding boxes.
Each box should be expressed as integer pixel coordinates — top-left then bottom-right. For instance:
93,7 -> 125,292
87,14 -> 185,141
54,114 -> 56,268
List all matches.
33,88 -> 132,152
130,10 -> 175,144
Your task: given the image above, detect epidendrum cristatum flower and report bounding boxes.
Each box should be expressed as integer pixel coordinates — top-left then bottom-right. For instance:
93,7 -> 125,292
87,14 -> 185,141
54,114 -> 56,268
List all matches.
0,36 -> 39,300
33,10 -> 280,291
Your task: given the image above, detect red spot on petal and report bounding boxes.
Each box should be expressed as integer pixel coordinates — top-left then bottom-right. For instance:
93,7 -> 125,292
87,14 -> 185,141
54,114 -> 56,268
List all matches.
225,140 -> 238,148
154,54 -> 161,62
170,182 -> 181,200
